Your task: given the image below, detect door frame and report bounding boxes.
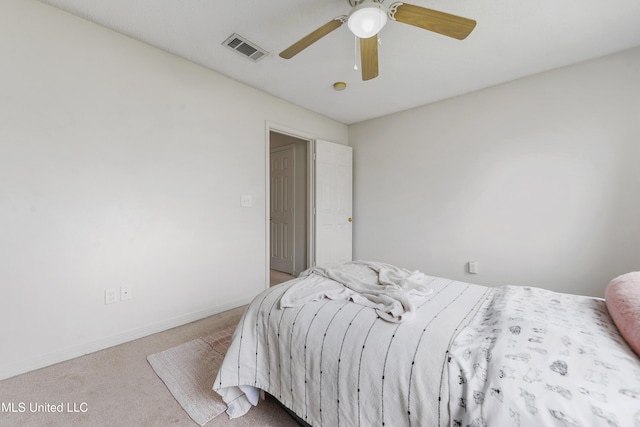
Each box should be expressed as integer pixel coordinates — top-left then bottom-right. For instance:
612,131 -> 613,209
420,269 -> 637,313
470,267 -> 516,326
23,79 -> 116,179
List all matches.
265,121 -> 315,289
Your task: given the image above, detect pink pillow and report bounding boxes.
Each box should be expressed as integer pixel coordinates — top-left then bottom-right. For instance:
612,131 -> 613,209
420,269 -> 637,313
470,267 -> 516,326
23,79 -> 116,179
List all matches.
605,272 -> 640,357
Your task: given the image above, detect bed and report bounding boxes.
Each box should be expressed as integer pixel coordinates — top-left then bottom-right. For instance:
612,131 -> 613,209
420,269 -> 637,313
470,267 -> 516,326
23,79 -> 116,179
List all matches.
213,261 -> 640,426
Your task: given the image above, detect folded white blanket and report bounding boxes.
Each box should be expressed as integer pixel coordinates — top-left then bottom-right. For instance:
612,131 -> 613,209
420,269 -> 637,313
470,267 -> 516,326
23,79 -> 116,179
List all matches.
279,260 -> 433,322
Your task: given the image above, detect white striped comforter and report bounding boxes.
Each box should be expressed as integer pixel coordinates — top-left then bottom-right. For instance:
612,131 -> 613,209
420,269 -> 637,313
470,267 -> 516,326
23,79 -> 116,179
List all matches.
213,274 -> 489,426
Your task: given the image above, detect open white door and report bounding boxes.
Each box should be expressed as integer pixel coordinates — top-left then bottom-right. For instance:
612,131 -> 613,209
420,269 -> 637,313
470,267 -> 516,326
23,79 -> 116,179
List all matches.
314,140 -> 353,266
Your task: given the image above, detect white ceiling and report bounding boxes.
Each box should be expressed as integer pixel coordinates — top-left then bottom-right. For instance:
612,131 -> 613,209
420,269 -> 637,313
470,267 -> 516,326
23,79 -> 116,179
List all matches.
39,0 -> 640,124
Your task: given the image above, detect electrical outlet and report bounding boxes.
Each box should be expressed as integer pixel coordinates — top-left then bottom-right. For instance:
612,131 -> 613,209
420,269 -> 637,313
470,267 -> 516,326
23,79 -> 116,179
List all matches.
468,261 -> 480,274
120,286 -> 132,301
105,288 -> 118,304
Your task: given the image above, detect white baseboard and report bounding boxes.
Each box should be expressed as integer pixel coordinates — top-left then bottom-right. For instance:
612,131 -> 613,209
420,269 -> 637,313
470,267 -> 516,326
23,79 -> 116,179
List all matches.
0,296 -> 253,381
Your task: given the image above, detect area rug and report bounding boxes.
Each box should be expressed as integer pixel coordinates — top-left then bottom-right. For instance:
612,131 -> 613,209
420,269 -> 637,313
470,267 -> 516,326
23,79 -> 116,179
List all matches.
147,324 -> 237,426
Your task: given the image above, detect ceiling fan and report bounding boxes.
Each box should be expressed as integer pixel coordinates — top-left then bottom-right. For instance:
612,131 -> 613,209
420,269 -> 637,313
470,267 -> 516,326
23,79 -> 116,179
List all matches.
279,0 -> 476,81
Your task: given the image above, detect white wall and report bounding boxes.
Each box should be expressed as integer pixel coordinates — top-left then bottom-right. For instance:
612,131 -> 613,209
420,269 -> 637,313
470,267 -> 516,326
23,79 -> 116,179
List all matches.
350,47 -> 640,298
0,0 -> 347,380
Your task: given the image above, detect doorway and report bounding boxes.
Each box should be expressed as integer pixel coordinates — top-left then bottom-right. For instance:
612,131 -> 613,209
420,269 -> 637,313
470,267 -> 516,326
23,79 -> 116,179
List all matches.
269,130 -> 310,279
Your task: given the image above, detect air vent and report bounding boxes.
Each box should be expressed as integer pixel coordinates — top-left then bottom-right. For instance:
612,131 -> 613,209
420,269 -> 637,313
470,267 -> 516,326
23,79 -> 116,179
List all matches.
223,34 -> 268,62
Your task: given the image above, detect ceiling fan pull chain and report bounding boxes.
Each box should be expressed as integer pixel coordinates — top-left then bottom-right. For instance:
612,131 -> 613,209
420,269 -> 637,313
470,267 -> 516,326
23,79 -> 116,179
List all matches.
353,35 -> 359,71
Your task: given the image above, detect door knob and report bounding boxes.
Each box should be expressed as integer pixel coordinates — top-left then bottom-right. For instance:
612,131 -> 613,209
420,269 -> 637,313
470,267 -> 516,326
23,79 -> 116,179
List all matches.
348,217 -> 353,222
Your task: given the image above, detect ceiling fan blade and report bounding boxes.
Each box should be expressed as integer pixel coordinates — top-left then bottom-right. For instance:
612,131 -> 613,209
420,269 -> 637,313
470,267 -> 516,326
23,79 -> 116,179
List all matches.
279,16 -> 346,59
360,35 -> 379,81
389,3 -> 476,40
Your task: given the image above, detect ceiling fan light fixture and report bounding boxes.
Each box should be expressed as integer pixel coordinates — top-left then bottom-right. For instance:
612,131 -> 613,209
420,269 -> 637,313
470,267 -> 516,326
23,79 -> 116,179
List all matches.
347,2 -> 388,39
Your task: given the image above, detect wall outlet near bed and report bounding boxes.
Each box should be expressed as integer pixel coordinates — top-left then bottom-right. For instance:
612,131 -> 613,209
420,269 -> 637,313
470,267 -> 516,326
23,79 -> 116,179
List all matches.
468,261 -> 480,274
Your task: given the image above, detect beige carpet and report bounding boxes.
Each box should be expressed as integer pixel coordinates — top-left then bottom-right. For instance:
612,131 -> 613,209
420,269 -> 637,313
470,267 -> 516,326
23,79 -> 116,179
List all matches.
147,325 -> 235,426
270,269 -> 296,286
0,306 -> 299,427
